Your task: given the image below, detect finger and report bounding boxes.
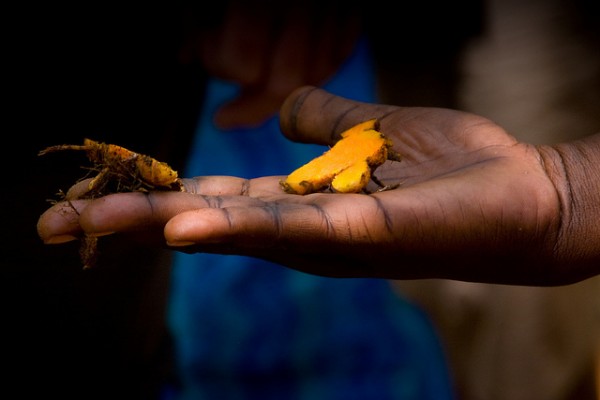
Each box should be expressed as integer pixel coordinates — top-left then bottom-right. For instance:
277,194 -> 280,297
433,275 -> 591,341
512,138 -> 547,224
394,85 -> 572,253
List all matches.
279,86 -> 394,146
37,200 -> 89,244
37,192 -> 185,244
180,175 -> 285,197
37,175 -> 284,245
37,177 -> 96,243
304,8 -> 361,85
162,194 -> 423,279
200,1 -> 273,84
76,190 -> 273,236
65,178 -> 93,200
164,193 -> 386,249
75,192 -> 209,235
180,176 -> 250,196
213,91 -> 283,129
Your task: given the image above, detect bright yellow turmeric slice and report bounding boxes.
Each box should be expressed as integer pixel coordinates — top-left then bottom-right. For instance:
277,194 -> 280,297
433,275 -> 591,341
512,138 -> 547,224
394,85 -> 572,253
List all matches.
280,118 -> 401,195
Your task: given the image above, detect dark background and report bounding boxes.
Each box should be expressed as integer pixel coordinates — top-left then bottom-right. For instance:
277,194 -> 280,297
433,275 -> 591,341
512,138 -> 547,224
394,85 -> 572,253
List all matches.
5,1 -> 598,399
5,3 -> 205,398
4,3 -> 485,396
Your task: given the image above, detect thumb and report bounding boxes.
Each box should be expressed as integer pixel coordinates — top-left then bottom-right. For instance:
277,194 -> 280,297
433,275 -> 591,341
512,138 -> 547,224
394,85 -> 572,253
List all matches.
278,86 -> 388,146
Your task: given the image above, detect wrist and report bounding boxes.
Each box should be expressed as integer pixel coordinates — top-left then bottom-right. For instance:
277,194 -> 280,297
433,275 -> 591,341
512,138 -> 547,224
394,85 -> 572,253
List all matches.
538,133 -> 600,282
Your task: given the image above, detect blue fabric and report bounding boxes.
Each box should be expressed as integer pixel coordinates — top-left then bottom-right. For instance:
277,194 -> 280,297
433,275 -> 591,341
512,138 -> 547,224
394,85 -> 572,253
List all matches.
164,39 -> 454,400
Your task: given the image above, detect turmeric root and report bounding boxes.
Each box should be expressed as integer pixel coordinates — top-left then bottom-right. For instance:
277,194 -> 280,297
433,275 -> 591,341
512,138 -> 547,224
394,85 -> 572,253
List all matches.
39,138 -> 183,197
39,139 -> 184,269
280,119 -> 401,195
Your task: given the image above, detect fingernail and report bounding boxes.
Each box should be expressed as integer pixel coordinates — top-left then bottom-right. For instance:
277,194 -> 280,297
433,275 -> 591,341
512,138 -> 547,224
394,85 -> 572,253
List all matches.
166,240 -> 195,247
88,231 -> 115,238
44,235 -> 78,244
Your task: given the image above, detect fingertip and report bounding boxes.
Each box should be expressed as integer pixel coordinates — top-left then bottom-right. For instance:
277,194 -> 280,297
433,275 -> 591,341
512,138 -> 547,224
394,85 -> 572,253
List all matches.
214,94 -> 280,130
42,234 -> 78,245
65,179 -> 93,200
37,201 -> 85,243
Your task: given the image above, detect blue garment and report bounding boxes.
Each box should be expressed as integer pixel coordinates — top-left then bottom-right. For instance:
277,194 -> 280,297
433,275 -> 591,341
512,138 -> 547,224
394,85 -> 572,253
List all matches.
164,39 -> 454,400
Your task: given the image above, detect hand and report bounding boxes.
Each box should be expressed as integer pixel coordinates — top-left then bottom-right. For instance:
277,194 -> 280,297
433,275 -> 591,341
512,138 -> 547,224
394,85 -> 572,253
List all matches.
181,1 -> 361,129
38,86 -> 600,285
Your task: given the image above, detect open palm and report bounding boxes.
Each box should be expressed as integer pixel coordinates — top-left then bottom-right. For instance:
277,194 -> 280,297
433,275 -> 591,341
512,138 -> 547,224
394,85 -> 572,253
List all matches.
39,87 -> 597,285
170,86 -> 560,284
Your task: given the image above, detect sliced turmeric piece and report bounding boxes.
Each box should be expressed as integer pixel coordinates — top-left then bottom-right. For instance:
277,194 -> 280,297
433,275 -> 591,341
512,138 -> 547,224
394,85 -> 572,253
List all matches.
280,118 -> 401,195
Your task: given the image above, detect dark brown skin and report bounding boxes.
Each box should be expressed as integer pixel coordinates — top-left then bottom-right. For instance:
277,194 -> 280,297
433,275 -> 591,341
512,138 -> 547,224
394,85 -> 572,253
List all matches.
37,86 -> 600,286
181,1 -> 361,129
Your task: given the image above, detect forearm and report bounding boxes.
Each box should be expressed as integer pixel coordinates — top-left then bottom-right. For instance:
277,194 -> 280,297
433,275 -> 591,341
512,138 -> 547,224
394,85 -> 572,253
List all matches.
539,132 -> 600,283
